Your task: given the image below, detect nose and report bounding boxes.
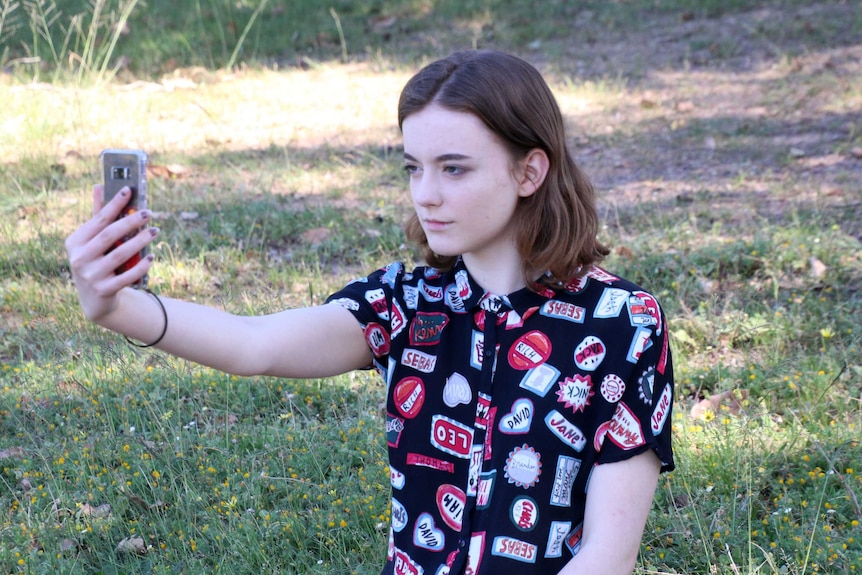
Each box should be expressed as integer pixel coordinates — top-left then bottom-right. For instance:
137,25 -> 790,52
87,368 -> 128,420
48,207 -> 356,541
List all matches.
411,172 -> 442,208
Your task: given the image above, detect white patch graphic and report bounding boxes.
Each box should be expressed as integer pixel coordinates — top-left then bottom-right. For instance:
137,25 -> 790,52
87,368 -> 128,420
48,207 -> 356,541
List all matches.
519,363 -> 561,397
498,398 -> 534,434
504,444 -> 542,488
442,372 -> 472,407
607,402 -> 646,450
627,327 -> 653,363
651,383 -> 672,435
544,410 -> 587,452
391,498 -> 408,532
414,513 -> 445,551
491,536 -> 537,563
550,455 -> 580,507
556,375 -> 594,413
545,521 -> 572,558
600,374 -> 626,403
594,287 -> 629,318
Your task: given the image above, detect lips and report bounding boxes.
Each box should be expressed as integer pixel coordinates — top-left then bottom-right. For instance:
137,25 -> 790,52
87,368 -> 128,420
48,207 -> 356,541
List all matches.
422,218 -> 451,232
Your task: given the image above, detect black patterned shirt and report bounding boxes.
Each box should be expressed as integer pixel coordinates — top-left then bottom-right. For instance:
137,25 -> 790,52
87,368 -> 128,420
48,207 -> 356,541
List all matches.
326,259 -> 674,575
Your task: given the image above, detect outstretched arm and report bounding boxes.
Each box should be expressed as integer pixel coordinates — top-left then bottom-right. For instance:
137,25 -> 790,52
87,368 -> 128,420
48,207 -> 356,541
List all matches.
66,186 -> 372,378
557,450 -> 661,575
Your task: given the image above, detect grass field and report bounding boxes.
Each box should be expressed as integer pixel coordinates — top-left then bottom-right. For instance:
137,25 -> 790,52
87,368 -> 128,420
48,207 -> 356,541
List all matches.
1,0 -> 861,573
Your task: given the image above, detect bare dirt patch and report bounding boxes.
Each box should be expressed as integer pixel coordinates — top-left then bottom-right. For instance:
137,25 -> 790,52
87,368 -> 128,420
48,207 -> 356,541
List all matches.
540,2 -> 861,240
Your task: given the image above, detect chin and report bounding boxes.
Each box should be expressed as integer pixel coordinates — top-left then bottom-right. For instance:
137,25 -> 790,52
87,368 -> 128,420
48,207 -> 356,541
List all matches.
425,243 -> 461,258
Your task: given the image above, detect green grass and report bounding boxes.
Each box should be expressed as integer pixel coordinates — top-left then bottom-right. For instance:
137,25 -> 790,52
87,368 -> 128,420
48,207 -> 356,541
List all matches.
1,0 -> 861,573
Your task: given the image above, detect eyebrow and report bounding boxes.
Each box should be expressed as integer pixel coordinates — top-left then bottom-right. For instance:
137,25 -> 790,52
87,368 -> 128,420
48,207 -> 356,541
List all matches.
403,152 -> 473,163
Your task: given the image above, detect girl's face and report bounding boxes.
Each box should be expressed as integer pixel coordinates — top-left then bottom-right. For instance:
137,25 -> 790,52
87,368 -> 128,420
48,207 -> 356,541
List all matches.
402,104 -> 536,274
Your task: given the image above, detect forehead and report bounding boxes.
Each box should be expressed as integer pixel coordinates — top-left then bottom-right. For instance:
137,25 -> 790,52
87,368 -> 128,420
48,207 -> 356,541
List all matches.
401,104 -> 507,158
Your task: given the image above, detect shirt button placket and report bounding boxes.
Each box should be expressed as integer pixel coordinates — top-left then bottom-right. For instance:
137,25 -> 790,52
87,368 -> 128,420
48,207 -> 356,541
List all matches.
451,309 -> 499,575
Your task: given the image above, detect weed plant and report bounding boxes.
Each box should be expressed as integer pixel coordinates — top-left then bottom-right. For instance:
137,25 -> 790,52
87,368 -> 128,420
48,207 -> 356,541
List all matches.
1,0 -> 861,574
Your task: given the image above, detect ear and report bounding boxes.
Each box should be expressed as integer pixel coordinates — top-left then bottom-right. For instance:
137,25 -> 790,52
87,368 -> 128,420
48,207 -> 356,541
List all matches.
518,148 -> 550,197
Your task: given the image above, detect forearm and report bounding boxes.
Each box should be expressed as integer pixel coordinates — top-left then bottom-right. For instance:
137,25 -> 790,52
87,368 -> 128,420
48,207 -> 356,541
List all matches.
557,545 -> 637,575
96,288 -> 371,378
556,452 -> 661,575
98,287 -> 260,375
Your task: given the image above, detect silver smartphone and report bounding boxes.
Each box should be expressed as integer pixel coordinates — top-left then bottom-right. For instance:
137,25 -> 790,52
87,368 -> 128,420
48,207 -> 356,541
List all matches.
100,149 -> 149,288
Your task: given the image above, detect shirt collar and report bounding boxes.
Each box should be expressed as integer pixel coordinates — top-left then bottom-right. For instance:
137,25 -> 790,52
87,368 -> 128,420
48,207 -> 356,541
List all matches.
449,258 -> 557,313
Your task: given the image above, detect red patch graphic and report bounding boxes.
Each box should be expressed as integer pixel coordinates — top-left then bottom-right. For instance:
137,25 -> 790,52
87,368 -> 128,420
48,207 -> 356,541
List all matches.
394,549 -> 422,575
365,322 -> 390,357
586,266 -> 620,283
574,336 -> 606,371
508,330 -> 552,370
394,377 -> 425,419
407,453 -> 454,473
510,496 -> 539,531
607,402 -> 646,450
431,415 -> 474,458
436,484 -> 466,531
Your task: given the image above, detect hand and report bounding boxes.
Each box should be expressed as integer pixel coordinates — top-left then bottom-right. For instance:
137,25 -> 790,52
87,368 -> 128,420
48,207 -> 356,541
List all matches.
65,185 -> 157,322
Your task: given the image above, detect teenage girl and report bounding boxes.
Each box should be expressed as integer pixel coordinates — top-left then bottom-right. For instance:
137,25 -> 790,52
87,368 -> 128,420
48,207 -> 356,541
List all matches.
66,50 -> 674,575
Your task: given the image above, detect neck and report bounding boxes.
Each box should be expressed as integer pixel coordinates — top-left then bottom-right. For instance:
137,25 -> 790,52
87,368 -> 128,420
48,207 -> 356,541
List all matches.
461,253 -> 528,295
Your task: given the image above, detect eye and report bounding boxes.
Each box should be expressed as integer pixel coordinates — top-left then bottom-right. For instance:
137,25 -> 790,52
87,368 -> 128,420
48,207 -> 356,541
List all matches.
443,165 -> 465,176
403,164 -> 420,176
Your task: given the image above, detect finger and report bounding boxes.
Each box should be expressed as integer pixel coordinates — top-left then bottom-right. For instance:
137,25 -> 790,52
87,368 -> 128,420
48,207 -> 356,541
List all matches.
77,209 -> 153,269
111,250 -> 155,290
73,186 -> 134,246
93,184 -> 103,217
99,223 -> 158,272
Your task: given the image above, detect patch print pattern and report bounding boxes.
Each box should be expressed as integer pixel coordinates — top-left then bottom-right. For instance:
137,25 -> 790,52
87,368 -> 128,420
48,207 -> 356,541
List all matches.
325,260 -> 674,575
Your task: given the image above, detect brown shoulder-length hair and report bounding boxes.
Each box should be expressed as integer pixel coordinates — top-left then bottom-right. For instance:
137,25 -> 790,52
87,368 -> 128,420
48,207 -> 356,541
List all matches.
398,50 -> 609,288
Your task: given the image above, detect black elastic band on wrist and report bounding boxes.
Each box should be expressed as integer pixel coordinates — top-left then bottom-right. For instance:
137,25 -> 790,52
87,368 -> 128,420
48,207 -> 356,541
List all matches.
124,288 -> 168,348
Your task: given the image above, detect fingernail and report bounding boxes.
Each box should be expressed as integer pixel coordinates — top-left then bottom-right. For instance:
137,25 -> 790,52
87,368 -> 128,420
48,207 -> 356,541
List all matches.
140,210 -> 151,220
121,187 -> 130,196
149,227 -> 160,236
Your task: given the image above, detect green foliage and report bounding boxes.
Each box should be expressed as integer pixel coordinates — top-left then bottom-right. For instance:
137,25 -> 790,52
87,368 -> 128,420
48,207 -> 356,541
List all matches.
1,0 -> 861,574
5,0 -> 857,81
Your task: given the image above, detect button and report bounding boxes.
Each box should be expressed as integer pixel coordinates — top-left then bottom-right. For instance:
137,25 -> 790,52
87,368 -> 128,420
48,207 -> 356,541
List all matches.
458,538 -> 466,548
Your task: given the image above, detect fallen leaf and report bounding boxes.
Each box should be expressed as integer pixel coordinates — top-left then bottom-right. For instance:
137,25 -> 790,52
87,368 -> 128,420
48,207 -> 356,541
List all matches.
128,492 -> 150,510
179,211 -> 199,221
690,389 -> 749,419
370,16 -> 396,33
809,256 -> 827,280
216,413 -> 239,426
0,446 -> 26,459
300,227 -> 331,245
148,164 -> 190,179
116,536 -> 147,555
615,246 -> 634,259
790,147 -> 806,158
79,503 -> 113,518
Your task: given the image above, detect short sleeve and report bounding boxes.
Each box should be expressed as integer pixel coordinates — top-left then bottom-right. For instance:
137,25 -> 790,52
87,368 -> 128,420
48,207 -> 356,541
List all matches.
324,263 -> 403,371
595,307 -> 675,473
